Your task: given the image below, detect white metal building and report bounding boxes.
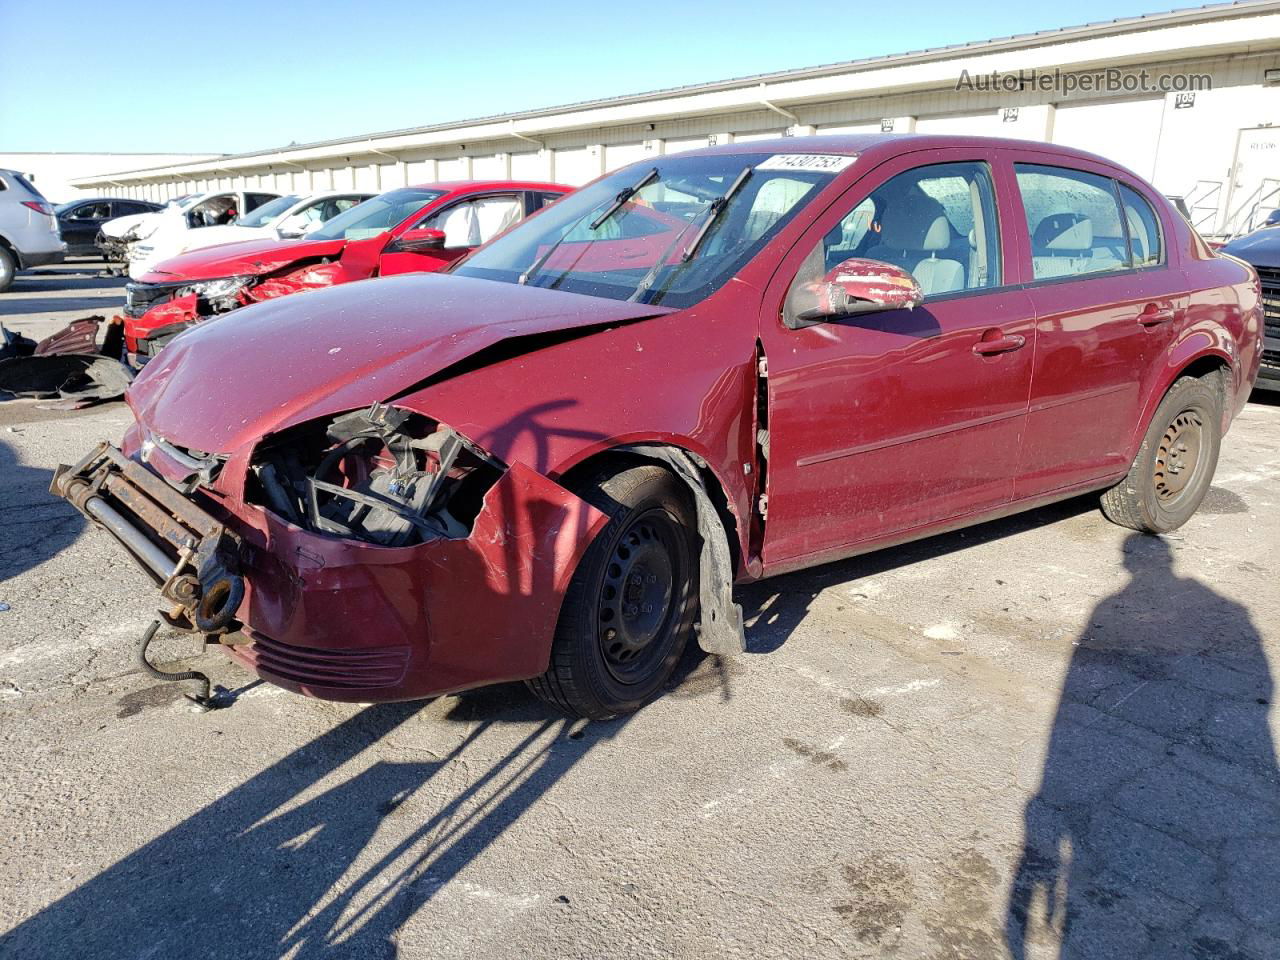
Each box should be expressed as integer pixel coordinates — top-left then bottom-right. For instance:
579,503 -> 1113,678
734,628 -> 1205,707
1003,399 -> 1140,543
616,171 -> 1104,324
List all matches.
71,1 -> 1280,235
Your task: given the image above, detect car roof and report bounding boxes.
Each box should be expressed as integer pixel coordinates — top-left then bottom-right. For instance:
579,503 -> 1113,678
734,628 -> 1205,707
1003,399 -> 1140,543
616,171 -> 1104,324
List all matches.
63,196 -> 138,205
408,180 -> 569,194
0,169 -> 41,190
688,132 -> 1140,177
300,190 -> 376,199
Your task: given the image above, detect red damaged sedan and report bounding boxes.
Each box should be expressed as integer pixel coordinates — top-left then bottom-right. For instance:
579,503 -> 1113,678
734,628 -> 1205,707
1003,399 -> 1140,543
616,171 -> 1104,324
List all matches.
121,180 -> 569,363
56,135 -> 1262,718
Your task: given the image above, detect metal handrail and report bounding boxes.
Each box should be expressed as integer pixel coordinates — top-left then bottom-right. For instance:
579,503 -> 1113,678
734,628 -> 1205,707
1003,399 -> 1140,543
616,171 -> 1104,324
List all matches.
1183,179 -> 1222,232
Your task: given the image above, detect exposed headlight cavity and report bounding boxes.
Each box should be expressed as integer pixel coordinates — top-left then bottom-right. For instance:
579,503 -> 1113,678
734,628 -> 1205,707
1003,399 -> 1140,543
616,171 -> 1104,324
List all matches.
247,403 -> 505,546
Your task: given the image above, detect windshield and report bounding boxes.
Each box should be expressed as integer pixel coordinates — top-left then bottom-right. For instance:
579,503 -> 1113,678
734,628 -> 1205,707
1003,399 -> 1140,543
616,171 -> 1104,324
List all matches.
235,194 -> 301,228
457,153 -> 838,308
307,187 -> 445,241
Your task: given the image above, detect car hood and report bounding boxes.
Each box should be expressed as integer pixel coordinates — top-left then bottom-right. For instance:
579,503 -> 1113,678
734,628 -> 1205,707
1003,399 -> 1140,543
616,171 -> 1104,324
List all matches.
1223,226 -> 1280,269
138,235 -> 349,283
127,272 -> 674,453
179,224 -> 272,252
101,212 -> 160,238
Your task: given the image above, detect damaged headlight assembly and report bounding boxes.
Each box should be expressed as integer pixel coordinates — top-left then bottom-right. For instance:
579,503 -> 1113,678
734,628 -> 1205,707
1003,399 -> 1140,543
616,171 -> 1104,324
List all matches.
249,402 -> 505,546
175,276 -> 253,312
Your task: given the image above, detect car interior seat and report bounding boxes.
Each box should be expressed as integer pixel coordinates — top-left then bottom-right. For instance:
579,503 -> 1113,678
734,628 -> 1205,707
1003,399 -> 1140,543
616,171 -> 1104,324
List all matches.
1032,213 -> 1098,277
866,193 -> 966,295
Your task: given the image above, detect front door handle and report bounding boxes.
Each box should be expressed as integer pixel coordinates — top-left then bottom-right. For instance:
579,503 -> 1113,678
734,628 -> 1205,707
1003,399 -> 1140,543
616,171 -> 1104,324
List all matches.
972,331 -> 1027,356
1138,304 -> 1176,326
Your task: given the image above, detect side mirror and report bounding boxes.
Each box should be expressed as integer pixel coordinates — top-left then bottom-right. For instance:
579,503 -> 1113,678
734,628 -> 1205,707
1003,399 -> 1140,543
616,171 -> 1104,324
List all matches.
786,258 -> 923,328
277,218 -> 309,239
393,227 -> 447,252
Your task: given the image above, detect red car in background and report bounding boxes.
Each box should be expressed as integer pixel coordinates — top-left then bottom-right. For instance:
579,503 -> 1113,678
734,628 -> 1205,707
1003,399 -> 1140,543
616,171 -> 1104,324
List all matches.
58,136 -> 1262,720
122,180 -> 569,362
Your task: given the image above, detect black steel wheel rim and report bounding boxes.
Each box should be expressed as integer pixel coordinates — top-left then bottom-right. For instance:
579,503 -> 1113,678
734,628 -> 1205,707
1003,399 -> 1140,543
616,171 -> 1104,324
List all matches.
1153,408 -> 1205,503
596,507 -> 683,684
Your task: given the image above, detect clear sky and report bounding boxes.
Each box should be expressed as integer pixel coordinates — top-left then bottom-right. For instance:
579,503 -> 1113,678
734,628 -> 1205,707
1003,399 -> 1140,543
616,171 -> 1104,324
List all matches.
0,0 -> 1201,155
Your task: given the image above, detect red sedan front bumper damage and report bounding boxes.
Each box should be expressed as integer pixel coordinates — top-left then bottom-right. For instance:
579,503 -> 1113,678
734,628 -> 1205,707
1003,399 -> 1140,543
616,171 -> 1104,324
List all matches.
54,445 -> 608,702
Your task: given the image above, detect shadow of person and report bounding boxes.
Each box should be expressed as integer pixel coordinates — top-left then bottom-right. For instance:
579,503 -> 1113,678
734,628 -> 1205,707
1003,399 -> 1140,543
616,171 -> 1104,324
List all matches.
1006,533 -> 1280,959
0,437 -> 85,585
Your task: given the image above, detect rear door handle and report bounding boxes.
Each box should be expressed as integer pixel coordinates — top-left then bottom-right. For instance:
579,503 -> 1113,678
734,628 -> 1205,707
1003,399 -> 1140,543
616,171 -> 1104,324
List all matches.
972,332 -> 1026,356
1138,304 -> 1176,326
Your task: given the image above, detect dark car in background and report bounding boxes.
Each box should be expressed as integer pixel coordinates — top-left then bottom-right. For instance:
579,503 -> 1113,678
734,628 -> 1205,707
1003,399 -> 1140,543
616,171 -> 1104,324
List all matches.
1223,224 -> 1280,391
55,198 -> 162,256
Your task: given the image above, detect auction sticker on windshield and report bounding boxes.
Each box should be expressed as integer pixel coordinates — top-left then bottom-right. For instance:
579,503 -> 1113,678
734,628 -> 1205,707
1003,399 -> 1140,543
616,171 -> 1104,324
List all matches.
755,154 -> 856,173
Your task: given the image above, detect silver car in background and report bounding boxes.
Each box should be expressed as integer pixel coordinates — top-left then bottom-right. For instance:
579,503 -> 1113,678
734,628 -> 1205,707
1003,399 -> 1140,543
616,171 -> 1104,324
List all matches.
0,169 -> 66,292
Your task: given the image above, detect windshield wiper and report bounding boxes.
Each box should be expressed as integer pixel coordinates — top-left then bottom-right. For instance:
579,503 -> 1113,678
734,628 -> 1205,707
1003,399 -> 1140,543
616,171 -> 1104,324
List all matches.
520,167 -> 660,287
589,167 -> 658,231
627,164 -> 754,303
680,165 -> 752,262
518,217 -> 581,286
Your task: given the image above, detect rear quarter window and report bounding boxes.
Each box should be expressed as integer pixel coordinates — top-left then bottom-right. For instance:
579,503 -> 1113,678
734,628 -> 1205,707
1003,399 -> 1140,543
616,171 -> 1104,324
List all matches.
1016,164 -> 1128,280
1119,184 -> 1164,267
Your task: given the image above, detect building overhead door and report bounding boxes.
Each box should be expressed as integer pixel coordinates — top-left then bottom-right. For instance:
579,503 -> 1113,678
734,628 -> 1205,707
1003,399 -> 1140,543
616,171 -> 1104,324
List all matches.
472,154 -> 507,179
604,142 -> 648,172
554,146 -> 601,185
510,151 -> 546,180
1052,99 -> 1164,180
915,112 -> 1004,136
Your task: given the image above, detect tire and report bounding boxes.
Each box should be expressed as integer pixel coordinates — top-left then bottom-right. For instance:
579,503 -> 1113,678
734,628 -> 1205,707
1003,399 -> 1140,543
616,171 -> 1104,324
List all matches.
0,246 -> 15,294
526,464 -> 699,719
1100,374 -> 1222,533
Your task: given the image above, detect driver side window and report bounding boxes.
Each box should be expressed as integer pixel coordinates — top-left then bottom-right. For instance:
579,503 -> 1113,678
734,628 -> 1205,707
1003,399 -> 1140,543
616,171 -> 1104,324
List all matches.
70,202 -> 111,220
785,161 -> 1001,325
189,195 -> 237,228
420,195 -> 523,248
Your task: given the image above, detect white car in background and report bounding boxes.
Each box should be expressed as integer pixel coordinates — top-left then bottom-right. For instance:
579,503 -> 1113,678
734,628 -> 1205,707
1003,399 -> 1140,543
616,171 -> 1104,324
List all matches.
117,190 -> 281,279
96,195 -> 194,261
129,191 -> 372,270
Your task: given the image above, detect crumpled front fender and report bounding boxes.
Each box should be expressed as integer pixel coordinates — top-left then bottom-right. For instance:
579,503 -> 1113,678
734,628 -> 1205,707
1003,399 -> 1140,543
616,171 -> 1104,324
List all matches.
243,261 -> 348,304
226,461 -> 609,701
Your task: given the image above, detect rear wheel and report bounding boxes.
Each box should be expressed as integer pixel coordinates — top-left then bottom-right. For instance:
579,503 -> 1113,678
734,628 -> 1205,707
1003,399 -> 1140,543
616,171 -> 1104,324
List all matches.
1100,374 -> 1222,533
0,246 -> 15,294
526,464 -> 698,719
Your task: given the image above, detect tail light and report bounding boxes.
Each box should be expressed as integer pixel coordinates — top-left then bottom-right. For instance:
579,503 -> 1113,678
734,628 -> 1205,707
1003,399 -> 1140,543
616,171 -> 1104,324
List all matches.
21,200 -> 54,216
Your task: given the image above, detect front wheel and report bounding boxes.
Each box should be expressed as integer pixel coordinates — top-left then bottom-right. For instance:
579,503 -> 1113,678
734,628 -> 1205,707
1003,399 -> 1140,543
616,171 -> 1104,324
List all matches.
1100,374 -> 1222,533
526,464 -> 699,719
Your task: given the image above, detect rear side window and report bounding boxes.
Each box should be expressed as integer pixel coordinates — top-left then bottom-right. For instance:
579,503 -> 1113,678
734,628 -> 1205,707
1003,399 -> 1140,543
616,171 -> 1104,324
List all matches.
1119,184 -> 1163,267
245,193 -> 277,212
68,202 -> 111,220
12,172 -> 43,197
1015,164 -> 1128,280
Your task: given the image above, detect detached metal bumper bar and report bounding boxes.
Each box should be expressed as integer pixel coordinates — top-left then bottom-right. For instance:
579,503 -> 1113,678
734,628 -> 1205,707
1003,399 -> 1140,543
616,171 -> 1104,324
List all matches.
52,443 -> 244,633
